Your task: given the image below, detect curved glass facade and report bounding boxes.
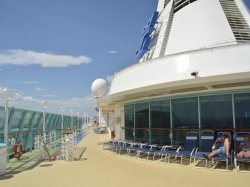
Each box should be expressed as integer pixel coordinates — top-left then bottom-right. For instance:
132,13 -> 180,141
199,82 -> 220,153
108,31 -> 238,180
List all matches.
124,90 -> 250,146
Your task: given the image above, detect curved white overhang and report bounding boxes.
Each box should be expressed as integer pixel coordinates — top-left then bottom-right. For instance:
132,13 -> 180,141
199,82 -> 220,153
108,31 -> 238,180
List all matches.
101,43 -> 250,105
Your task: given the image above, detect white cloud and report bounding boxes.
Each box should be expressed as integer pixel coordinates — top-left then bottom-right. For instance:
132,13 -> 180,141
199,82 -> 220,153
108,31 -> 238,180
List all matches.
35,87 -> 47,92
41,94 -> 56,98
22,81 -> 39,84
108,50 -> 118,54
0,49 -> 92,68
0,86 -> 97,116
22,96 -> 34,103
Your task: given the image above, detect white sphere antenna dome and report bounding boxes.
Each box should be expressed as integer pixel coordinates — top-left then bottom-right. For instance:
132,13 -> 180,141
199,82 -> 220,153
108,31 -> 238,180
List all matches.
91,78 -> 109,98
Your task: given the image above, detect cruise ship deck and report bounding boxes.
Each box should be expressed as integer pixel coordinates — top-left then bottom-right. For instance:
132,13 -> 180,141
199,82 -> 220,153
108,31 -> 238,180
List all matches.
1,129 -> 250,187
1,0 -> 250,186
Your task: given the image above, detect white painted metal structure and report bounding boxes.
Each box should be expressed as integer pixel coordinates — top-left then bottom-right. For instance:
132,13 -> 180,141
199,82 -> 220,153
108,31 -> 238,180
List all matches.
92,0 -> 250,139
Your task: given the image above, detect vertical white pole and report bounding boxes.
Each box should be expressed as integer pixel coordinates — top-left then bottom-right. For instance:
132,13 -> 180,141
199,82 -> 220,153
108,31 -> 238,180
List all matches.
77,112 -> 79,132
4,90 -> 9,166
60,106 -> 64,136
61,113 -> 64,134
99,107 -> 102,126
70,109 -> 74,130
43,106 -> 46,142
82,115 -> 84,131
42,100 -> 47,142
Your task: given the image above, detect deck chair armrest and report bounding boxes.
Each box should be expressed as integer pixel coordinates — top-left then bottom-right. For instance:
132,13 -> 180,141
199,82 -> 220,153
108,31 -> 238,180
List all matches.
176,146 -> 183,152
190,148 -> 197,156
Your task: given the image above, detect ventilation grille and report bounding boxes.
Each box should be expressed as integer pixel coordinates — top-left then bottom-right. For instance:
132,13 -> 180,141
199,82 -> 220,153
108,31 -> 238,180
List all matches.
159,2 -> 174,57
219,0 -> 250,42
174,0 -> 197,13
164,0 -> 171,8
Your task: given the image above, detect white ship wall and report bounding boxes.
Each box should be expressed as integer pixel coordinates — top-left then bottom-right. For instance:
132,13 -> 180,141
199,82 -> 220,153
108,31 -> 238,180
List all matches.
165,0 -> 236,56
157,0 -> 166,12
109,43 -> 250,96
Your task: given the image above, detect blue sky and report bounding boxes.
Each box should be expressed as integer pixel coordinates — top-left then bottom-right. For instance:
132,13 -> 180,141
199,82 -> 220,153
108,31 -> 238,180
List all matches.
0,0 -> 249,117
0,0 -> 157,116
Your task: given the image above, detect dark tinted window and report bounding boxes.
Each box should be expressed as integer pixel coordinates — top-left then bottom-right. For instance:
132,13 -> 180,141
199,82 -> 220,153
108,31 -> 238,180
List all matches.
200,95 -> 233,129
234,93 -> 250,129
172,97 -> 199,129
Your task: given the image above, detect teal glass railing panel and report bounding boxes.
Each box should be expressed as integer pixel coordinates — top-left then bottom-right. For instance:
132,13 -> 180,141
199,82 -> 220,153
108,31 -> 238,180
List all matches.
23,111 -> 33,129
31,112 -> 42,129
0,105 -> 85,157
10,109 -> 24,129
0,106 -> 5,131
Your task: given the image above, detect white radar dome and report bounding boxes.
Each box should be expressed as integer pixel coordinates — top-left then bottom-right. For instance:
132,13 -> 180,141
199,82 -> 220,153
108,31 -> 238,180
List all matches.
91,78 -> 109,97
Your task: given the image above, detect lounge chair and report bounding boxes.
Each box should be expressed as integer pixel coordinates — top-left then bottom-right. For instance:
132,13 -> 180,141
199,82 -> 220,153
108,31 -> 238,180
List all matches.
126,143 -> 144,156
108,140 -> 124,153
191,130 -> 214,166
234,132 -> 250,171
153,145 -> 180,162
169,131 -> 198,164
117,142 -> 133,154
152,146 -> 169,161
210,132 -> 232,170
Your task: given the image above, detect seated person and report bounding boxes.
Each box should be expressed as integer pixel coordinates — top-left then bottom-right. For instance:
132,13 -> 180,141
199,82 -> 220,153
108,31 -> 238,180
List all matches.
237,134 -> 250,159
203,133 -> 231,160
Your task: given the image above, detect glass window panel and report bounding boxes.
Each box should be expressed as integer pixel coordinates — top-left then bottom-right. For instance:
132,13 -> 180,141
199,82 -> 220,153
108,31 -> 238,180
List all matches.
125,129 -> 134,141
172,97 -> 198,129
150,100 -> 170,128
49,115 -> 56,129
151,130 -> 170,145
23,112 -> 33,128
11,110 -> 24,129
135,102 -> 149,142
135,102 -> 149,128
53,115 -> 58,129
234,93 -> 250,129
200,94 -> 233,129
0,107 -> 5,130
37,113 -> 44,130
45,113 -> 52,130
32,113 -> 41,129
125,105 -> 134,128
172,130 -> 189,146
135,129 -> 149,143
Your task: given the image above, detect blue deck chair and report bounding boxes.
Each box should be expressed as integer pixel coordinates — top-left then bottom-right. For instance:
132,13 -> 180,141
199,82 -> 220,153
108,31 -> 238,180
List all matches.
117,142 -> 132,154
234,132 -> 250,171
102,140 -> 115,150
190,130 -> 214,166
137,145 -> 166,160
170,131 -> 198,164
153,145 -> 180,162
109,140 -> 125,153
136,144 -> 154,158
126,143 -> 144,156
210,132 -> 232,170
152,146 -> 169,161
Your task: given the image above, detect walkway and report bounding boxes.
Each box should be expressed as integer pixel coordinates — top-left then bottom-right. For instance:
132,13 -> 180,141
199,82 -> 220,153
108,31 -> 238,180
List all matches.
0,130 -> 250,187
